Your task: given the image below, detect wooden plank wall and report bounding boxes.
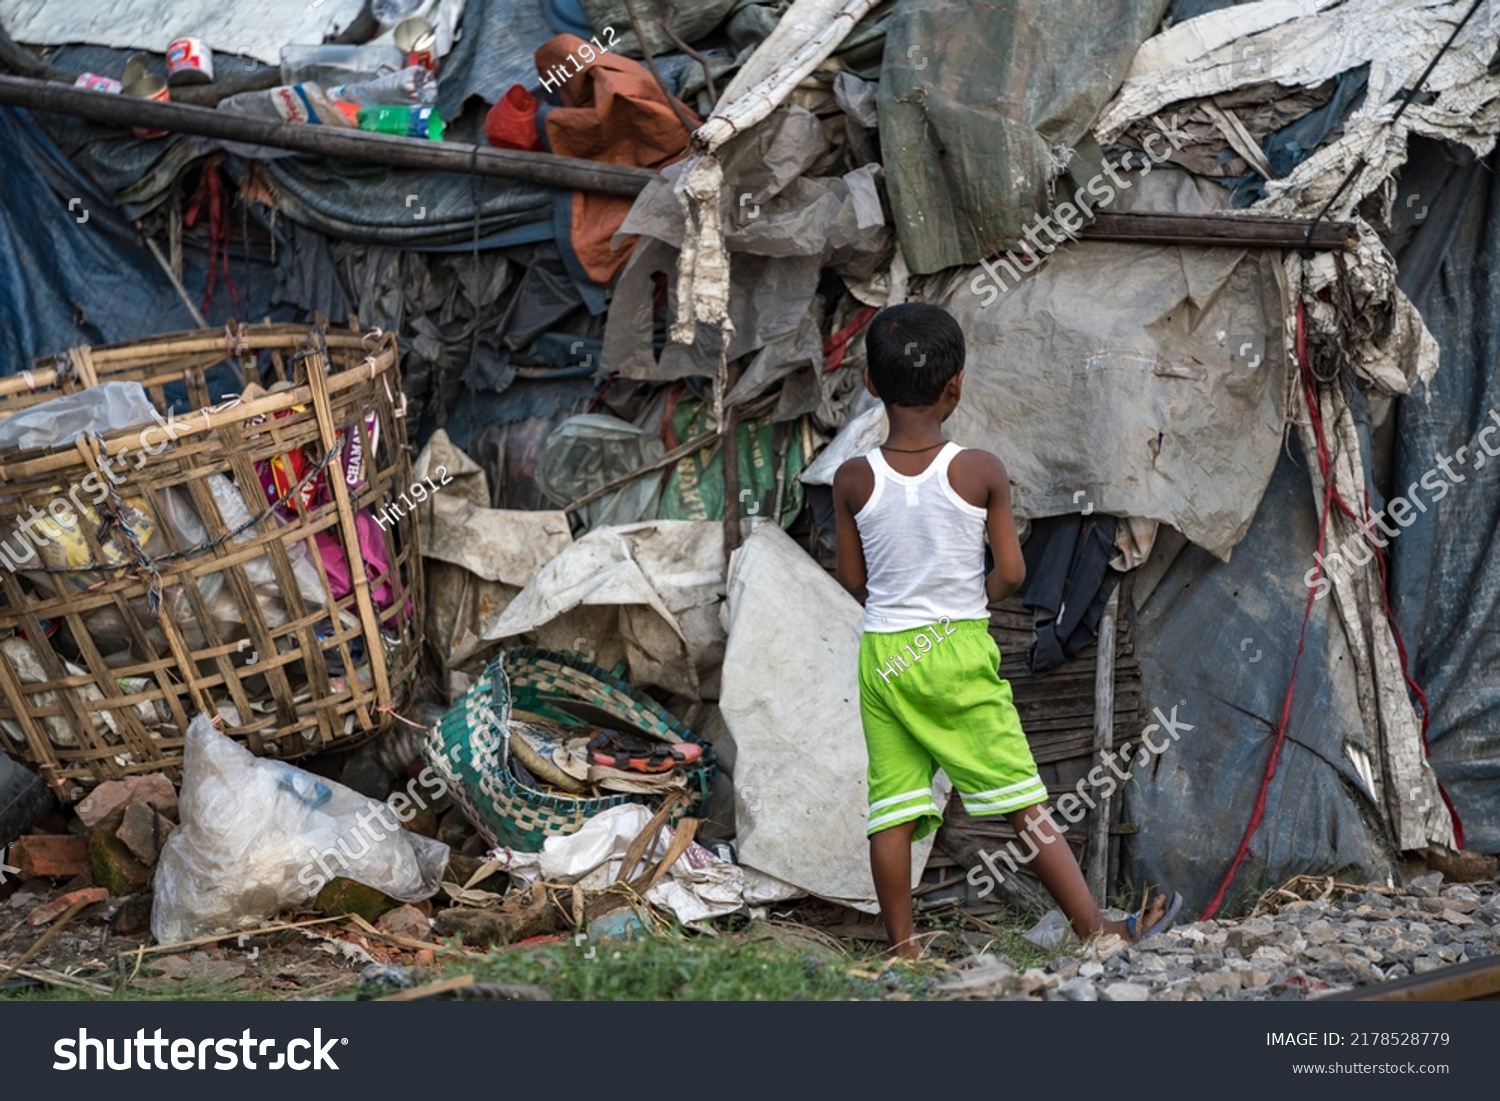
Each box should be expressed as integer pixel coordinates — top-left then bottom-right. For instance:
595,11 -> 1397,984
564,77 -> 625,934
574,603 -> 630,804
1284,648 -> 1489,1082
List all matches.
930,580 -> 1142,909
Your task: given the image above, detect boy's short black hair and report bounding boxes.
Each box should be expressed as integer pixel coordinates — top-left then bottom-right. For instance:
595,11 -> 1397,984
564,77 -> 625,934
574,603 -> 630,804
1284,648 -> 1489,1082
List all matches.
865,303 -> 966,407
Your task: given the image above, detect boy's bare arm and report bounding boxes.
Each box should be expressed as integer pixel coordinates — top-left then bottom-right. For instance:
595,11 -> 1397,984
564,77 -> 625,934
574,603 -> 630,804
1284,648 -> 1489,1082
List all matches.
959,450 -> 1026,603
831,458 -> 872,600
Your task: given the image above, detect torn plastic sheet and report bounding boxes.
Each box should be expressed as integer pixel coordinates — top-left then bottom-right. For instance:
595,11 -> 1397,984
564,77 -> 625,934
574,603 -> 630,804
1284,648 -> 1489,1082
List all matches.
877,0 -> 1170,275
604,107 -> 888,389
1099,0 -> 1496,147
414,431 -> 571,670
720,522 -> 945,911
659,0 -> 882,354
481,521 -> 726,700
918,207 -> 1289,561
152,715 -> 448,943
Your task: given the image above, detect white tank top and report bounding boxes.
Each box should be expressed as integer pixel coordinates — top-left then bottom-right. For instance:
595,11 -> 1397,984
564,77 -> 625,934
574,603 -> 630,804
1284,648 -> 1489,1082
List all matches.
853,442 -> 991,632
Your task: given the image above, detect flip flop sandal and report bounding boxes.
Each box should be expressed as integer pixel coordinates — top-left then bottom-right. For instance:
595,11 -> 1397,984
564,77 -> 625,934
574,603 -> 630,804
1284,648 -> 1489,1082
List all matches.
586,730 -> 703,773
1125,890 -> 1183,940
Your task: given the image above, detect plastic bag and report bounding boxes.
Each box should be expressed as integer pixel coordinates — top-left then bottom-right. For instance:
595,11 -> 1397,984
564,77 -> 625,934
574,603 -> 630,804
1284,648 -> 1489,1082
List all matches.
535,414 -> 666,532
0,380 -> 158,451
151,715 -> 448,943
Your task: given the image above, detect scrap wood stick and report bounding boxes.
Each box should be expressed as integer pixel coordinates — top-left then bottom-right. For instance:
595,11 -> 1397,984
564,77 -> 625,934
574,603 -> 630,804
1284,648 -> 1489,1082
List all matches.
132,915 -> 345,958
0,895 -> 93,990
6,966 -> 112,996
613,790 -> 692,885
563,392 -> 779,515
344,913 -> 482,957
564,430 -> 717,514
376,973 -> 475,1002
1084,589 -> 1119,906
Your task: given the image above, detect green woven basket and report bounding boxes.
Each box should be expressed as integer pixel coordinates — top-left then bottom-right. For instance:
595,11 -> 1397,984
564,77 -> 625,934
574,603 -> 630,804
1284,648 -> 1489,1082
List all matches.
423,647 -> 715,853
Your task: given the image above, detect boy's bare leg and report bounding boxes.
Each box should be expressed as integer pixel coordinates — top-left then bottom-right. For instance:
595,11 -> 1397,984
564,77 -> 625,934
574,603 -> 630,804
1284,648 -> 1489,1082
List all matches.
1007,803 -> 1166,940
870,820 -> 922,959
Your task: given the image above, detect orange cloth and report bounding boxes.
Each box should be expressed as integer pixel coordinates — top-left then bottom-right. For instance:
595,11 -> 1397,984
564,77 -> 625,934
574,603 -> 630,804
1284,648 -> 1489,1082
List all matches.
535,34 -> 699,285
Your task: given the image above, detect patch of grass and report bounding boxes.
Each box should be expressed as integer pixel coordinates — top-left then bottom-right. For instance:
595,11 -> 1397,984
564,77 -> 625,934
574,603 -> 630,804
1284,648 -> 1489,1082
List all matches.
425,926 -> 944,1001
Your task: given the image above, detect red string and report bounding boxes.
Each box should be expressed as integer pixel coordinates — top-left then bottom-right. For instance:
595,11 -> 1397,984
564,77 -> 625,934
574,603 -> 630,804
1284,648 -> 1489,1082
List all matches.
182,159 -> 240,319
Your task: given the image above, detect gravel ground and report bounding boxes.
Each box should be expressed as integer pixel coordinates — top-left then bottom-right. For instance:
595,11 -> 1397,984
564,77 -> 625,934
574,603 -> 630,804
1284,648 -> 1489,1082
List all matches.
939,874 -> 1499,1001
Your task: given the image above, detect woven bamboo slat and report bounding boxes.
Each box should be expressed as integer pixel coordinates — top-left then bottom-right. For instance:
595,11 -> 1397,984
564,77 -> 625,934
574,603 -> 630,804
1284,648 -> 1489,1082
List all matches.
0,323 -> 423,799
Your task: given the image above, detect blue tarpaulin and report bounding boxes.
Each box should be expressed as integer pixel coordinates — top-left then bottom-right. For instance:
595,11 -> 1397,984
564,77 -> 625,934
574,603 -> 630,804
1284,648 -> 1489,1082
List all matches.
1125,443 -> 1395,915
1390,138 -> 1500,853
0,106 -> 198,369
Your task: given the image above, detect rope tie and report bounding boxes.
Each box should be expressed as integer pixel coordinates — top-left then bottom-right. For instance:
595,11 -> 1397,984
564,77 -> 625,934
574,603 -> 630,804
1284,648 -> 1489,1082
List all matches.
224,320 -> 250,357
383,375 -> 407,419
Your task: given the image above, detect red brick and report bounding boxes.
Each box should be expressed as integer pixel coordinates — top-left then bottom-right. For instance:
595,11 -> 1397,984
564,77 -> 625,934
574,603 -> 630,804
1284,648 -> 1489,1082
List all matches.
26,886 -> 108,926
9,834 -> 90,879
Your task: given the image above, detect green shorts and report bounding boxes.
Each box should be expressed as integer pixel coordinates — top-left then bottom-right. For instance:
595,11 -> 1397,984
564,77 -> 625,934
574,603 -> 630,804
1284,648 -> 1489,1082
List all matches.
858,618 -> 1047,841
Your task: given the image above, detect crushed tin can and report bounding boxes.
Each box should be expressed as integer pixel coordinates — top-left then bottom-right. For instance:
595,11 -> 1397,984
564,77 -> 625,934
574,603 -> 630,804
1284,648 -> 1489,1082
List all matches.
166,36 -> 215,85
74,73 -> 123,94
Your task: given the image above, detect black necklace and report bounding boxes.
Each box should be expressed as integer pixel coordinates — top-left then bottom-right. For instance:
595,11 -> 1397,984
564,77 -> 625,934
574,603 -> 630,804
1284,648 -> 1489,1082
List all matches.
880,441 -> 947,454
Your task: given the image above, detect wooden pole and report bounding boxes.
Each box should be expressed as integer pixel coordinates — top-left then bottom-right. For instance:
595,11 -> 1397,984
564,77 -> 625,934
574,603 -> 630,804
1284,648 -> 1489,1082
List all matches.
1085,211 -> 1356,250
1085,587 -> 1119,906
722,373 -> 743,556
0,74 -> 656,197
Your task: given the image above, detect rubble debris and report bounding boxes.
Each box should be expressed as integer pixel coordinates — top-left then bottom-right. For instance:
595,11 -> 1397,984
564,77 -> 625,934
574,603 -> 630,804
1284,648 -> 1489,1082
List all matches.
109,893 -> 154,936
376,903 -> 432,942
115,799 -> 175,865
75,774 -> 178,832
315,879 -> 399,924
26,886 -> 108,926
8,833 -> 89,879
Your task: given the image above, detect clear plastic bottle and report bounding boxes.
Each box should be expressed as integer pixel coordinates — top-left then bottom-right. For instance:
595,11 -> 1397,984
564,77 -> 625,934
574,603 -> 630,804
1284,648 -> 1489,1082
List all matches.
219,82 -> 355,126
326,65 -> 437,108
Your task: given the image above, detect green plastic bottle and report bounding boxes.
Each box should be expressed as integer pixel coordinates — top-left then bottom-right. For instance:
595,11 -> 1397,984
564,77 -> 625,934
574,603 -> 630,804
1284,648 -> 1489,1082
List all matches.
357,104 -> 444,140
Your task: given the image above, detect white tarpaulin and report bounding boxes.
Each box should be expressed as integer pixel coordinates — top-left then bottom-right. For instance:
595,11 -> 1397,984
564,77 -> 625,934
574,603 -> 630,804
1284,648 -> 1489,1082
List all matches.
720,522 -> 945,911
481,521 -> 727,700
0,0 -> 464,65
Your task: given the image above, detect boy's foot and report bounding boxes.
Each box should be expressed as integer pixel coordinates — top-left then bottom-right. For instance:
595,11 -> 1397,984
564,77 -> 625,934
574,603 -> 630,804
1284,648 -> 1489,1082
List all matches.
1118,890 -> 1182,941
888,938 -> 924,962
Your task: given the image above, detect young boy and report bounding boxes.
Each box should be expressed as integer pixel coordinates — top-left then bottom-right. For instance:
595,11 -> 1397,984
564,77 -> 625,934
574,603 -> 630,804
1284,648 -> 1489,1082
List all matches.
832,302 -> 1179,959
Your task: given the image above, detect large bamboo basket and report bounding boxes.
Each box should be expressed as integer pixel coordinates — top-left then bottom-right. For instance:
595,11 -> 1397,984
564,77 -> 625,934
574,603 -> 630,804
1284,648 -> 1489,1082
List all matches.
0,323 -> 423,799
